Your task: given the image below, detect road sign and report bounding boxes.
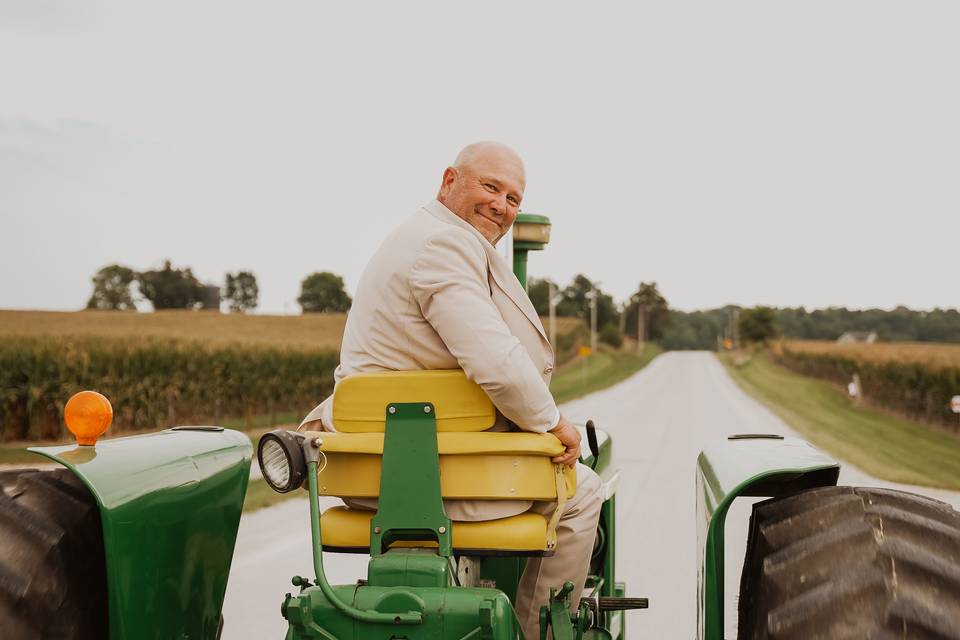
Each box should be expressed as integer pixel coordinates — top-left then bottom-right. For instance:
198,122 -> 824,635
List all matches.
951,395 -> 960,414
578,346 -> 592,357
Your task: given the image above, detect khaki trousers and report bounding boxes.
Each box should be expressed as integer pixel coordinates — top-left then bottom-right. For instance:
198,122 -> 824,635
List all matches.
344,463 -> 604,640
514,463 -> 603,639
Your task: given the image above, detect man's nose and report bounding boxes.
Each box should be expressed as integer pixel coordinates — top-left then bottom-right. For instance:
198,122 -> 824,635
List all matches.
489,193 -> 506,215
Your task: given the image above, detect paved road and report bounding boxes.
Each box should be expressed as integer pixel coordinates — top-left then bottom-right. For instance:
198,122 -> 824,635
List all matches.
222,352 -> 960,639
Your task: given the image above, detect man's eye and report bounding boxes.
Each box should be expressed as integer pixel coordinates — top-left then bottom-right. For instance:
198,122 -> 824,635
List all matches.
483,183 -> 497,192
507,196 -> 519,206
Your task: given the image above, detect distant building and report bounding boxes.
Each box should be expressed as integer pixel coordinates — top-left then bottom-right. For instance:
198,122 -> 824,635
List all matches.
837,331 -> 878,344
200,284 -> 221,311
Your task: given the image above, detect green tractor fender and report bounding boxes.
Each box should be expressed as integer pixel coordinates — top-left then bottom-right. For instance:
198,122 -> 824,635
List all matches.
29,427 -> 252,640
696,435 -> 839,640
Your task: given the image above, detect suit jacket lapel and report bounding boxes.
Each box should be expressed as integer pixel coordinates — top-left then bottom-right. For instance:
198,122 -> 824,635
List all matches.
422,201 -> 550,345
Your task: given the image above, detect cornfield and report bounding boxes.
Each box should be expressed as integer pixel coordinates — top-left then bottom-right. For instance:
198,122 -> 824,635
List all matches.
0,310 -> 588,442
775,340 -> 960,432
0,310 -> 346,350
0,336 -> 338,442
781,340 -> 960,370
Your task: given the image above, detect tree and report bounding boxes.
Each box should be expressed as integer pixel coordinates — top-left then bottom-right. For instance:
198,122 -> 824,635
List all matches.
526,277 -> 559,316
556,274 -> 619,329
223,271 -> 259,313
86,264 -> 137,310
739,306 -> 780,344
136,260 -> 204,310
624,282 -> 669,341
298,272 -> 351,313
599,324 -> 623,348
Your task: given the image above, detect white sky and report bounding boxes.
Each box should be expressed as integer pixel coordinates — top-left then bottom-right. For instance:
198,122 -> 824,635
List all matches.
1,1 -> 957,313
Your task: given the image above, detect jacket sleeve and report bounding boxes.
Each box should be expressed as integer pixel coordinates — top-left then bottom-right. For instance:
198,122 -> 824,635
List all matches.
409,228 -> 559,433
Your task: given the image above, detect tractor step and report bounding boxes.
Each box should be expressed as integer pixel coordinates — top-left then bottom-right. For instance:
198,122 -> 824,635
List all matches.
581,596 -> 649,611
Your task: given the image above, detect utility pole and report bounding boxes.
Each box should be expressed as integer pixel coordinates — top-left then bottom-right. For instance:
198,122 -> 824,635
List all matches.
632,292 -> 645,352
732,307 -> 740,349
587,286 -> 598,354
548,282 -> 564,349
637,303 -> 645,352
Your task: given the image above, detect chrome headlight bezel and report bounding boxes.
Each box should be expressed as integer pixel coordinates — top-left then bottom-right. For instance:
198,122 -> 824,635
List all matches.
257,429 -> 307,493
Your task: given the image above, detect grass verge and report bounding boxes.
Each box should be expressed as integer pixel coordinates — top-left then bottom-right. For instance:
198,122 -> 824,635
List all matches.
243,477 -> 304,513
719,350 -> 960,490
550,344 -> 662,405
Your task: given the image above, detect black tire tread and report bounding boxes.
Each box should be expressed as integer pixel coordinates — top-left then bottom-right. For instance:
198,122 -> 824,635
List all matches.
738,485 -> 960,640
0,468 -> 108,639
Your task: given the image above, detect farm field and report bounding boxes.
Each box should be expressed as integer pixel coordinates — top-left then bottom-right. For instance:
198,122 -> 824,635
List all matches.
0,310 -> 347,350
783,338 -> 960,369
0,310 -> 586,352
721,351 -> 960,490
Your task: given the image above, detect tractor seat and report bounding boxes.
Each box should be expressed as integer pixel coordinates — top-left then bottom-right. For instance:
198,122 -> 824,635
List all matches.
321,506 -> 554,557
315,369 -> 574,557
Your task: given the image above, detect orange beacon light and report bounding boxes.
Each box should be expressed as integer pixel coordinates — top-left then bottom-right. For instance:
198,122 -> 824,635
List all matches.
64,391 -> 113,446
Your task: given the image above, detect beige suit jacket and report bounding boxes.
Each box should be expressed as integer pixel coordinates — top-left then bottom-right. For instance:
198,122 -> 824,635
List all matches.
302,199 -> 559,434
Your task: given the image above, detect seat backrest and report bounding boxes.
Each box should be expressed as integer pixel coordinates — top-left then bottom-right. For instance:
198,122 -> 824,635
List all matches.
332,370 -> 494,433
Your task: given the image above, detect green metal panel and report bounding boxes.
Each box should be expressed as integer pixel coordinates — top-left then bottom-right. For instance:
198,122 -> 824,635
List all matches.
29,428 -> 252,640
695,436 -> 840,640
370,402 -> 451,557
283,583 -> 521,639
368,549 -> 451,588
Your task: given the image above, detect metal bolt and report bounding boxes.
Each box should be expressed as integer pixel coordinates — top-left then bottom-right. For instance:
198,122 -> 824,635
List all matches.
374,526 -> 381,534
311,437 -> 322,448
423,405 -> 432,414
438,526 -> 446,534
388,406 -> 396,414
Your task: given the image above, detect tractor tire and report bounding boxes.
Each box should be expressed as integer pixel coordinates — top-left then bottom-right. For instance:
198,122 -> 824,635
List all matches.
737,486 -> 960,640
0,468 -> 108,639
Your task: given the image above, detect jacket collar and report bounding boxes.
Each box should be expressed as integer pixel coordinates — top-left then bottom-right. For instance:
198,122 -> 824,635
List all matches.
422,200 -> 550,345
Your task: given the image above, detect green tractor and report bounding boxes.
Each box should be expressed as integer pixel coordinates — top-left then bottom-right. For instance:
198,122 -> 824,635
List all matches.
3,215 -> 959,639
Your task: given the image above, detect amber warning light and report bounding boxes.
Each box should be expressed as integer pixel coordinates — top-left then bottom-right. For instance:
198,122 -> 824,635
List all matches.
64,391 -> 113,446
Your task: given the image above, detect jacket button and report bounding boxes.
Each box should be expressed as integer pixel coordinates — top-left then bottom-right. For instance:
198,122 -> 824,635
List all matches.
543,365 -> 554,374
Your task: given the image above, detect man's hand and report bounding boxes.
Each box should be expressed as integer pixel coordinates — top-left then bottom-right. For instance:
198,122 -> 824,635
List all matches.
549,415 -> 581,467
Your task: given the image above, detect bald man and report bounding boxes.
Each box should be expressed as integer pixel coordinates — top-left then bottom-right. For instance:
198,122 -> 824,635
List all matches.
301,142 -> 603,638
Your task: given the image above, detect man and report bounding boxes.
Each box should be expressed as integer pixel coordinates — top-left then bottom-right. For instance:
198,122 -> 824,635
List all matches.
301,141 -> 602,638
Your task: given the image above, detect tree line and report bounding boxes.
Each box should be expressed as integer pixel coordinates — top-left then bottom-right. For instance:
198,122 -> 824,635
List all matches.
87,263 -> 960,348
528,275 -> 960,350
86,262 -> 353,314
661,306 -> 960,349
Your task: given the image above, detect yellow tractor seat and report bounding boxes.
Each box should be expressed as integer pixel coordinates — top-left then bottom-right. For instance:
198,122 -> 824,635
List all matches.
317,369 -> 573,556
312,431 -> 577,500
332,369 -> 495,432
321,506 -> 555,557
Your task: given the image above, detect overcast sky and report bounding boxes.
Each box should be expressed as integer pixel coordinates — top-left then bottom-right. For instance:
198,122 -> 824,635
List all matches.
2,1 -> 957,314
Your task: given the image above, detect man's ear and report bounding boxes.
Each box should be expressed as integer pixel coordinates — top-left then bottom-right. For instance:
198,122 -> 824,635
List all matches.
438,166 -> 457,200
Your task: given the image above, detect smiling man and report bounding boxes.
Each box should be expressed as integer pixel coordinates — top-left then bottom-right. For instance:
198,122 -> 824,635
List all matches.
301,141 -> 602,637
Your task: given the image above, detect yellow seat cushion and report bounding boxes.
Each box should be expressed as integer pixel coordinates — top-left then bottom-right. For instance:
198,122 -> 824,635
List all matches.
321,505 -> 553,554
333,370 -> 494,432
315,431 -> 565,456
311,431 -> 577,500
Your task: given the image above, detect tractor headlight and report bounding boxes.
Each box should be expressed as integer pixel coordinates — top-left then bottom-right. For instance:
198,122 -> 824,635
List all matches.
257,430 -> 307,493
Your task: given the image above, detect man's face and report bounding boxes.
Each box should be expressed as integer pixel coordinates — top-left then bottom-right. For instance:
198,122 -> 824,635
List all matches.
438,151 -> 525,244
